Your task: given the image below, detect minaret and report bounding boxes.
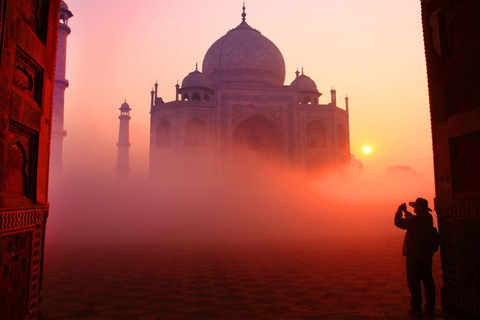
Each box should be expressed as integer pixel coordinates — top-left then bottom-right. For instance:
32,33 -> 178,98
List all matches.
175,82 -> 180,101
116,100 -> 131,179
50,1 -> 73,177
330,87 -> 337,106
150,87 -> 155,108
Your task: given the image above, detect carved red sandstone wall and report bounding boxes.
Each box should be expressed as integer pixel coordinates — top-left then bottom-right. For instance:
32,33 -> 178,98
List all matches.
0,0 -> 60,318
422,0 -> 480,316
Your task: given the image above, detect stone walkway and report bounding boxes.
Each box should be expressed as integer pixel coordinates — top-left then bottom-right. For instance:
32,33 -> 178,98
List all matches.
41,236 -> 456,319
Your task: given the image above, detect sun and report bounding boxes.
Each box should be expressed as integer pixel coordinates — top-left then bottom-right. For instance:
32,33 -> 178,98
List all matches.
363,146 -> 372,154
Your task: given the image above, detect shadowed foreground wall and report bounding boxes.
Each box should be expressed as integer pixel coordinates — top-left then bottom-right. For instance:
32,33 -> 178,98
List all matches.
422,0 -> 480,316
0,0 -> 60,318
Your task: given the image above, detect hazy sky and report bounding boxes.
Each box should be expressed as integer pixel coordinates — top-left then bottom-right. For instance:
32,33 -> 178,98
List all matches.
62,0 -> 431,180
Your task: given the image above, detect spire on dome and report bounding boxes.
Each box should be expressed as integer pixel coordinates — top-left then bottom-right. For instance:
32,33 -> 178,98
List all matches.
196,62 -> 198,71
242,2 -> 246,22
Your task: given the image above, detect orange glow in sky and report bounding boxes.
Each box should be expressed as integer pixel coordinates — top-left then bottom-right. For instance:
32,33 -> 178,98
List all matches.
62,0 -> 431,180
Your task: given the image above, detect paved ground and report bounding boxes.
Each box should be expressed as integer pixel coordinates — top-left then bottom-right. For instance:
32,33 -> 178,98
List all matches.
40,236 -> 456,319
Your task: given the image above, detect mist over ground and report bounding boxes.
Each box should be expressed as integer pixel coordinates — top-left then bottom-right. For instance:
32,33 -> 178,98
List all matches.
46,159 -> 434,246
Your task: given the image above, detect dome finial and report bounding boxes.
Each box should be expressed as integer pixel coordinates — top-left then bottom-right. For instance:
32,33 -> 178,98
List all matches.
242,2 -> 246,22
301,67 -> 304,75
195,62 -> 198,71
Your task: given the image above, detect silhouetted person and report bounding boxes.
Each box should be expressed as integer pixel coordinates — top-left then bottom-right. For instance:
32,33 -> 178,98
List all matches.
394,198 -> 436,317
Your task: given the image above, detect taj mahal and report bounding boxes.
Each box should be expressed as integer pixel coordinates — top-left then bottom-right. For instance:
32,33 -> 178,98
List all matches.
149,6 -> 350,175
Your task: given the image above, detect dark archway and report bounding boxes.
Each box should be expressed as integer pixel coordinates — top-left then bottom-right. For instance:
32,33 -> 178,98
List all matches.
5,141 -> 27,195
307,120 -> 326,148
233,114 -> 282,157
192,92 -> 201,101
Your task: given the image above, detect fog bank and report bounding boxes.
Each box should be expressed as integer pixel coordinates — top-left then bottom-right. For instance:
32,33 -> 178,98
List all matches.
46,161 -> 434,245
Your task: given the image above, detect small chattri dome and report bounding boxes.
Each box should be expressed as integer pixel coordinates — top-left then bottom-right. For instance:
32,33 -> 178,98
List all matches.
181,69 -> 212,89
61,1 -> 69,10
290,73 -> 318,92
120,100 -> 130,110
60,1 -> 73,20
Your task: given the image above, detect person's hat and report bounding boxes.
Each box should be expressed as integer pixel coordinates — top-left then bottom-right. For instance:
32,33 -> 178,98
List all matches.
409,198 -> 432,212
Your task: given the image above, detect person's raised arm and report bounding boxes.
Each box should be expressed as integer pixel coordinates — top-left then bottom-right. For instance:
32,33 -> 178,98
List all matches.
395,203 -> 414,229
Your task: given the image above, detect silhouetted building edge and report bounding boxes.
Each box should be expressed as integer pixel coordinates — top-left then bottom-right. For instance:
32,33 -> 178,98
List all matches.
0,0 -> 61,318
422,0 -> 480,316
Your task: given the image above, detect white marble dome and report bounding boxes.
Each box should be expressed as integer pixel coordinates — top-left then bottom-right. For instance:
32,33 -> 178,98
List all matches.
202,21 -> 285,86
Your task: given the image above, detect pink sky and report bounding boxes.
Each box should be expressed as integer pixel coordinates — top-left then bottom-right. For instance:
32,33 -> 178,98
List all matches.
62,0 -> 431,180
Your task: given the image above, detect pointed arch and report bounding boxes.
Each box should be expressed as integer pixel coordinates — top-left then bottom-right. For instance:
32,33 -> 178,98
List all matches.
6,141 -> 27,195
336,123 -> 347,150
307,120 -> 326,148
233,114 -> 282,156
156,120 -> 171,148
192,92 -> 201,101
185,117 -> 207,147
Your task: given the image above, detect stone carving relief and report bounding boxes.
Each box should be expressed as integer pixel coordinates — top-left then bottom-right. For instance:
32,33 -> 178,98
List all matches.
28,222 -> 43,315
0,0 -> 4,61
0,232 -> 32,320
0,209 -> 45,320
449,131 -> 480,194
212,68 -> 283,86
14,49 -> 43,104
455,219 -> 480,293
436,200 -> 480,313
439,0 -> 478,61
232,105 -> 284,126
14,65 -> 34,93
446,72 -> 480,115
7,121 -> 38,202
222,93 -> 290,104
5,141 -> 27,196
19,0 -> 49,42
